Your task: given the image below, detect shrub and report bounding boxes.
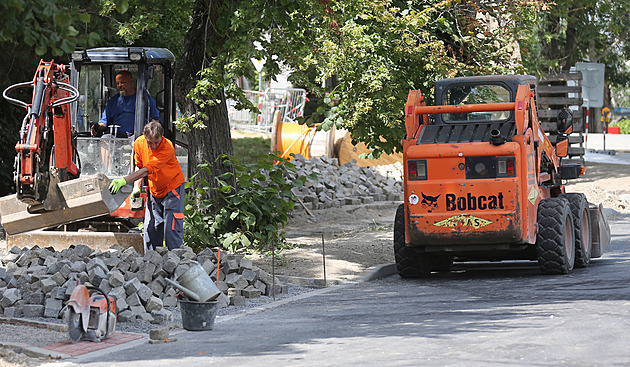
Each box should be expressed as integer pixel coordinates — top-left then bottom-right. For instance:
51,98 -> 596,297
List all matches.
614,118 -> 630,134
183,153 -> 313,253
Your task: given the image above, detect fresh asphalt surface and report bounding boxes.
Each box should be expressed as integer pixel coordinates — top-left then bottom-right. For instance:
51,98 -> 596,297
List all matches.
31,135 -> 630,366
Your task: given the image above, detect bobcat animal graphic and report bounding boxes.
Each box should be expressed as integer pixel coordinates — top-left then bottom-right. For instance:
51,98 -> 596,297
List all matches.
421,193 -> 440,208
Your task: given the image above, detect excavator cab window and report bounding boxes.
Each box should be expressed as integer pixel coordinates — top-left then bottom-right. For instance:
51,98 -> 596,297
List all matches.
443,84 -> 512,123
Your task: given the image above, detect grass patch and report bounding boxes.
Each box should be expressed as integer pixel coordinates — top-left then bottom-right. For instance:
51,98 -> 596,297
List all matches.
232,136 -> 271,164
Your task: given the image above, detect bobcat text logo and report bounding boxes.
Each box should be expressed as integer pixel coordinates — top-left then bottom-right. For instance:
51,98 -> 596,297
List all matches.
434,214 -> 492,229
446,193 -> 504,211
421,193 -> 440,208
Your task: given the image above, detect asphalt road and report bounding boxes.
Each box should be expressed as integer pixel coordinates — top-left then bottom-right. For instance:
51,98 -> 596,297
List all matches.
52,214 -> 630,367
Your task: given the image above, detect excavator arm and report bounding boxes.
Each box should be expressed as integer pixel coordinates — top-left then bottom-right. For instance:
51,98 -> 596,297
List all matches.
3,60 -> 80,210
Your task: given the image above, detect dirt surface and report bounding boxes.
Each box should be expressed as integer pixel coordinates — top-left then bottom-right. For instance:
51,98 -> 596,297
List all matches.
249,202 -> 398,282
249,160 -> 630,282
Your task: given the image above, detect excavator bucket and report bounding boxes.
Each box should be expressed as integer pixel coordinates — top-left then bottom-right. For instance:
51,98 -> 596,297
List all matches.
0,173 -> 132,235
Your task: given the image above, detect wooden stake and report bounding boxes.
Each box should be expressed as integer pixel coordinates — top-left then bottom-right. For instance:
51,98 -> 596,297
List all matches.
216,247 -> 221,288
295,196 -> 315,218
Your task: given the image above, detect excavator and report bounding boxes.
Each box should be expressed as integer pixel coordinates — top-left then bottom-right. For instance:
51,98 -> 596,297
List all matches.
0,47 -> 185,236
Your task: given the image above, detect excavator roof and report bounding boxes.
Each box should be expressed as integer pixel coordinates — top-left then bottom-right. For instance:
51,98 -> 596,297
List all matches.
72,47 -> 175,64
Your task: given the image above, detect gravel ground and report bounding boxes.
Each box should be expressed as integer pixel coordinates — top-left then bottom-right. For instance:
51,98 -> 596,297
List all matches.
0,283 -> 316,346
0,283 -> 316,366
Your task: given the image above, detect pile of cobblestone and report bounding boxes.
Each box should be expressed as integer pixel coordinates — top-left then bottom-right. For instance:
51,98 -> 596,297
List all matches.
0,244 -> 287,325
289,155 -> 404,210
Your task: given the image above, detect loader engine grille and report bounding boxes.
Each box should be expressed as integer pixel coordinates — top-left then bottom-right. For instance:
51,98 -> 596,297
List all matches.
417,122 -> 515,145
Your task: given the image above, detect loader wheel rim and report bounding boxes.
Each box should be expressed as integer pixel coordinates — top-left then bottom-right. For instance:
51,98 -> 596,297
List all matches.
564,216 -> 574,261
581,209 -> 591,254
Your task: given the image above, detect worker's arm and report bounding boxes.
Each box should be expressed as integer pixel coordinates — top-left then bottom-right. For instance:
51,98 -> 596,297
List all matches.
124,167 -> 149,185
109,167 -> 149,194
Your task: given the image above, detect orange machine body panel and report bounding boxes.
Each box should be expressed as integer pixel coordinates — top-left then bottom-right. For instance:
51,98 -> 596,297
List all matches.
401,77 -> 564,256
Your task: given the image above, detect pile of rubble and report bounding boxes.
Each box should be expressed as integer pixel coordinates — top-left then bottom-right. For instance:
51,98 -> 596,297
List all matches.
0,244 -> 286,324
289,155 -> 403,210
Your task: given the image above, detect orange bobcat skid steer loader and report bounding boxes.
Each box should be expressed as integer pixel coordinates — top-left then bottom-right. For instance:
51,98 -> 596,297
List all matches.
395,75 -> 610,277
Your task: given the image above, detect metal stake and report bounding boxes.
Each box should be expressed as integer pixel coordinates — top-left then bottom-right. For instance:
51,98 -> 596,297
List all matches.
322,233 -> 327,288
272,240 -> 276,300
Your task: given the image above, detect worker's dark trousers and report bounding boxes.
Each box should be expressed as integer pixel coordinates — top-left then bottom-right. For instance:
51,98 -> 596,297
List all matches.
144,183 -> 185,251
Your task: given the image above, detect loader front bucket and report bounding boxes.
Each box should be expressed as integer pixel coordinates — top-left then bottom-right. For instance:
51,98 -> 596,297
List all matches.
589,203 -> 611,258
0,173 -> 132,235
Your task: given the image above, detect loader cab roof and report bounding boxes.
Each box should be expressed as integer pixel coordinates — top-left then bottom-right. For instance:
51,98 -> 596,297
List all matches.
433,75 -> 536,125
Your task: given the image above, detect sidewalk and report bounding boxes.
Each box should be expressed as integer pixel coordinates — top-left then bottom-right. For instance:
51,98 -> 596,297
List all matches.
583,133 -> 629,152
582,133 -> 630,165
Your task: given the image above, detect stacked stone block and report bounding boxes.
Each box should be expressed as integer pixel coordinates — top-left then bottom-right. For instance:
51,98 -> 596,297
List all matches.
0,244 -> 287,324
288,155 -> 403,211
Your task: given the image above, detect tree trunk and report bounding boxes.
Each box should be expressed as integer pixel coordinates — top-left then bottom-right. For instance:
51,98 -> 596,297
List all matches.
173,0 -> 234,198
563,16 -> 577,72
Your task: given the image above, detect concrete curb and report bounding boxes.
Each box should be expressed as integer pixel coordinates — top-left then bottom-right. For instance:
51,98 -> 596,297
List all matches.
358,263 -> 398,282
62,335 -> 148,363
0,317 -> 67,332
0,341 -> 70,360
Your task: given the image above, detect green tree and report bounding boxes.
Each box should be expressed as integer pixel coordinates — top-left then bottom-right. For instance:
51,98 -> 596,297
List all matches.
521,0 -> 630,130
110,0 -> 539,171
0,0 -> 543,195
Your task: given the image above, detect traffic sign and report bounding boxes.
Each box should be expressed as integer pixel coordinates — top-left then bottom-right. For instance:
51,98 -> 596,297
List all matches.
602,107 -> 611,123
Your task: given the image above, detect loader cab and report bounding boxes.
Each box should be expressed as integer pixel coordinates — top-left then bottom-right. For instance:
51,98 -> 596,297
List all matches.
415,75 -> 537,146
433,75 -> 537,125
69,47 -> 187,178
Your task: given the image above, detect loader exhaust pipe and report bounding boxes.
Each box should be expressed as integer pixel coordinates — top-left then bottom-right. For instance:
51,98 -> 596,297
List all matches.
490,129 -> 506,146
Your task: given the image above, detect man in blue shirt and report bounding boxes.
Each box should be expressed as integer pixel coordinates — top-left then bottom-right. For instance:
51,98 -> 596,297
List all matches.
92,71 -> 160,137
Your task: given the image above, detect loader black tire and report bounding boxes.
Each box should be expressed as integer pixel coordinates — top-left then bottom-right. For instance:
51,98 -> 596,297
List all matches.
559,193 -> 592,268
536,198 -> 575,275
393,204 -> 431,278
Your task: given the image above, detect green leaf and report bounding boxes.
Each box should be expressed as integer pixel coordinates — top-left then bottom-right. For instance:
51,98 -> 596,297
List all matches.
116,0 -> 129,14
78,12 -> 91,23
35,45 -> 47,55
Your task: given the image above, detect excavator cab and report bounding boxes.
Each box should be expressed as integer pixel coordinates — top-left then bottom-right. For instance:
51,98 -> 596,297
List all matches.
0,47 -> 187,235
70,47 -> 181,179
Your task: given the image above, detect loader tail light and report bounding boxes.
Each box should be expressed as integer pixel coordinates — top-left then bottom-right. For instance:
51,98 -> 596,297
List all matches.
506,157 -> 515,176
497,157 -> 516,177
408,159 -> 427,180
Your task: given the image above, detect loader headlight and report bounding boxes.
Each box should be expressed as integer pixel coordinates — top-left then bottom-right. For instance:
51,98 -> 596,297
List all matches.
474,162 -> 487,176
128,48 -> 145,61
466,156 -> 516,179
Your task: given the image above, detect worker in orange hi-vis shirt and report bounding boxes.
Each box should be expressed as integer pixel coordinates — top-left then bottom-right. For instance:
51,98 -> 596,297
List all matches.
109,121 -> 185,251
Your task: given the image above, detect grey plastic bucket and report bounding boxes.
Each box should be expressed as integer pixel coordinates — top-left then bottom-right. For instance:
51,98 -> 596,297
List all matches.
175,262 -> 221,302
180,300 -> 218,331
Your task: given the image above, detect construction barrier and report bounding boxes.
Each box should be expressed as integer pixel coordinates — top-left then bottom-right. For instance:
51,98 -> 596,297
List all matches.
227,88 -> 307,132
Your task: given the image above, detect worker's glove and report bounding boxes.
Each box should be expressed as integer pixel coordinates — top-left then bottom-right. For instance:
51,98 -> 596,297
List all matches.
132,186 -> 142,199
91,123 -> 107,137
109,178 -> 127,194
